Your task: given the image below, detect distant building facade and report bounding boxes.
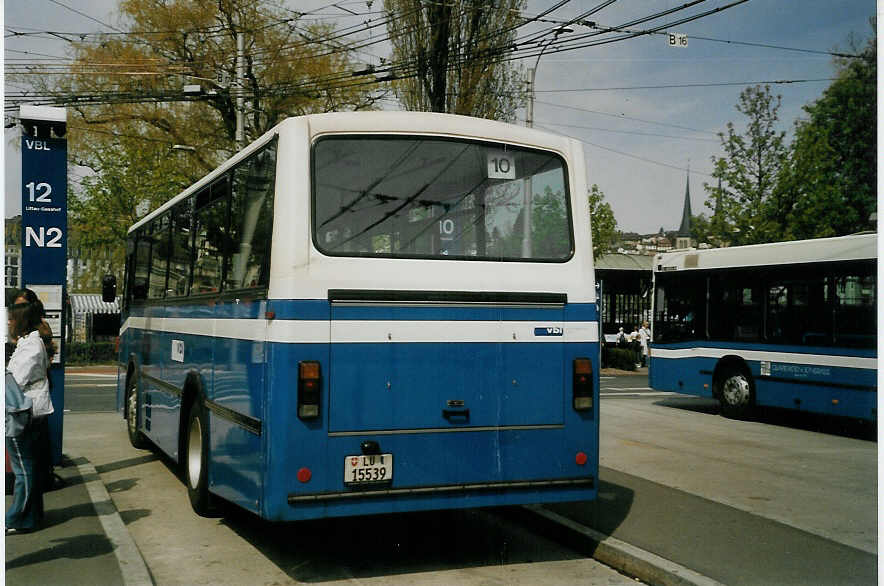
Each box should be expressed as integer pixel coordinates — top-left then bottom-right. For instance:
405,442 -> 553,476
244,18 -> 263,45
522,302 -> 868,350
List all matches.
5,245 -> 22,289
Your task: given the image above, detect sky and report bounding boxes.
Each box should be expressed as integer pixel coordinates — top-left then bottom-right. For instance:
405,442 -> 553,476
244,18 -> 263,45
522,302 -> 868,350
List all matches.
3,0 -> 877,234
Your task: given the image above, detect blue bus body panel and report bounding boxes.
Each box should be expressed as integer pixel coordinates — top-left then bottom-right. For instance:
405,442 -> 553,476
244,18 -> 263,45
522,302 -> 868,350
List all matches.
650,342 -> 877,421
119,300 -> 599,521
328,340 -> 564,431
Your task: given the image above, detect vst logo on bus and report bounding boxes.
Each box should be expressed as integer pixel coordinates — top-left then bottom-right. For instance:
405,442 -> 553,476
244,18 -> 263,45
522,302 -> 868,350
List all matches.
534,327 -> 564,337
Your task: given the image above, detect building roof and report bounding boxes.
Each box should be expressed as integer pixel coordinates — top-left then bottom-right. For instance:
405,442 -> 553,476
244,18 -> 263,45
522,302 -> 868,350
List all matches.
69,294 -> 120,315
596,253 -> 654,271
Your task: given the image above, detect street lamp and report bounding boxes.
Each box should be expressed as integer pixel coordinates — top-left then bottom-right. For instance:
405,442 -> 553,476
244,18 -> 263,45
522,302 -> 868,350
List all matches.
525,25 -> 573,128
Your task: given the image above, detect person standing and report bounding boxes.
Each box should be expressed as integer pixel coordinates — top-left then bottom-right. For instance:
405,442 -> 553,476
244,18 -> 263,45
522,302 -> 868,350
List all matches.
638,321 -> 652,368
13,288 -> 57,491
6,297 -> 53,534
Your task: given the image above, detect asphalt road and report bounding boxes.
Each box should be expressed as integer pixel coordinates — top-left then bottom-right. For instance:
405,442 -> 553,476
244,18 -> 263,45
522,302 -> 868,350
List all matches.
60,412 -> 641,586
59,368 -> 877,584
64,369 -> 119,412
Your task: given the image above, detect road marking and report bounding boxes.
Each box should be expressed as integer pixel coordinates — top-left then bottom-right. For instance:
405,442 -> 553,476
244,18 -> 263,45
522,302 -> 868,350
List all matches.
602,386 -> 653,391
76,460 -> 153,586
66,373 -> 118,378
68,383 -> 118,388
601,392 -> 679,398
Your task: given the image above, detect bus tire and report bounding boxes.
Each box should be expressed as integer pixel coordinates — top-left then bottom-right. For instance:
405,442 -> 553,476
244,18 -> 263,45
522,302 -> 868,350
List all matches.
184,399 -> 213,516
718,367 -> 754,419
125,375 -> 149,449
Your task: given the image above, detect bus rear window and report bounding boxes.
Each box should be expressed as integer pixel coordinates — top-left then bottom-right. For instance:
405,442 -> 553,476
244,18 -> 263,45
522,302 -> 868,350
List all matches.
312,136 -> 573,262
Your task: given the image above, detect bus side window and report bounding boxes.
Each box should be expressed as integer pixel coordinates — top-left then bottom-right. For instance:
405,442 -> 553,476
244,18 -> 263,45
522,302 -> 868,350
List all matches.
192,181 -> 230,295
148,214 -> 172,299
225,143 -> 277,290
834,273 -> 876,348
132,230 -> 151,302
168,200 -> 194,297
733,286 -> 761,341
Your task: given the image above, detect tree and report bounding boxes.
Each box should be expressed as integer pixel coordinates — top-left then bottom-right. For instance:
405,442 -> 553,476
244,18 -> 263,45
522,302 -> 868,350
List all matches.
31,0 -> 380,290
383,0 -> 526,120
774,32 -> 876,239
68,136 -> 195,291
705,85 -> 788,245
588,184 -> 617,261
56,0 -> 382,166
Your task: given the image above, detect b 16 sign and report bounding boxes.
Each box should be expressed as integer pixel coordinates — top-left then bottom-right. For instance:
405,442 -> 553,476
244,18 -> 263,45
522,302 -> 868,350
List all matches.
668,33 -> 688,48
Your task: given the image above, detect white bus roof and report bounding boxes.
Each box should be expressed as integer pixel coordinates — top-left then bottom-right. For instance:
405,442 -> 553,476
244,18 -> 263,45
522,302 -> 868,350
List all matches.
128,111 -> 577,235
654,233 -> 877,272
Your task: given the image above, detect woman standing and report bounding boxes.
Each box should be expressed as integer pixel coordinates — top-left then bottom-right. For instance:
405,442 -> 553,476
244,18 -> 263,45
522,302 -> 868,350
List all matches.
638,321 -> 652,368
6,297 -> 53,534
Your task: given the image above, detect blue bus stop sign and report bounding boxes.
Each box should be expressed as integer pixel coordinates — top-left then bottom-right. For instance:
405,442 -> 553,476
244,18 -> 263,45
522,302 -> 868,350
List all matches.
19,105 -> 67,466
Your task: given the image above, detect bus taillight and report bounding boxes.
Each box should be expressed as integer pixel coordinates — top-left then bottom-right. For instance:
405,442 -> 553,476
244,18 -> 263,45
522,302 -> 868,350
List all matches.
573,358 -> 593,411
298,361 -> 321,419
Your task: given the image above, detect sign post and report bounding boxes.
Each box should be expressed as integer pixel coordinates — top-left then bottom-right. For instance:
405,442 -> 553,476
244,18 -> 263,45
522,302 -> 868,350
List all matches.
19,105 -> 68,466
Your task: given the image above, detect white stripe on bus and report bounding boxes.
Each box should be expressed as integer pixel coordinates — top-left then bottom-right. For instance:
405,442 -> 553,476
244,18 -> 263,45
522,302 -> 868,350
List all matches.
120,317 -> 600,344
652,347 -> 876,370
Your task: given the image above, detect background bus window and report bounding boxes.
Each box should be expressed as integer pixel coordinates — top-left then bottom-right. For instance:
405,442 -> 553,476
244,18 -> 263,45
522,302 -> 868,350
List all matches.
147,214 -> 171,299
131,229 -> 151,302
765,278 -> 828,346
168,200 -> 193,297
732,285 -> 762,341
224,144 -> 277,290
653,273 -> 705,342
834,273 -> 876,348
192,181 -> 229,295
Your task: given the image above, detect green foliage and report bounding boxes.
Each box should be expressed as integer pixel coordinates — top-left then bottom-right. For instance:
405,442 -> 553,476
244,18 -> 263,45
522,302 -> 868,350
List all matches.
774,34 -> 877,239
605,348 -> 637,371
42,0 -> 380,292
588,184 -> 617,260
705,29 -> 876,246
531,187 -> 570,258
70,136 -> 196,290
383,0 -> 526,120
705,85 -> 788,245
66,342 -> 118,365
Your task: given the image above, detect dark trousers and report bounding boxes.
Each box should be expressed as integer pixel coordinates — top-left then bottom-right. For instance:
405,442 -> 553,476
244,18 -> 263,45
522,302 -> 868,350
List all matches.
6,418 -> 48,530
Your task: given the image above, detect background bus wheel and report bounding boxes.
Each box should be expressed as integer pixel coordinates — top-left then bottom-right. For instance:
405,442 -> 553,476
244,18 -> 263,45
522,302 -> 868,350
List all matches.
126,377 -> 149,449
185,400 -> 214,516
718,369 -> 754,419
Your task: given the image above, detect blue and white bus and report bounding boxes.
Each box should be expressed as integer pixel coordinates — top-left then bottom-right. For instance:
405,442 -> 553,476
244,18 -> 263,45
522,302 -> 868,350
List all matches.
112,112 -> 599,520
649,233 -> 876,420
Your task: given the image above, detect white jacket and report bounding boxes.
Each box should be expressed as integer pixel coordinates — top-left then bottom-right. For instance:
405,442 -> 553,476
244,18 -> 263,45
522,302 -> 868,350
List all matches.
8,330 -> 53,418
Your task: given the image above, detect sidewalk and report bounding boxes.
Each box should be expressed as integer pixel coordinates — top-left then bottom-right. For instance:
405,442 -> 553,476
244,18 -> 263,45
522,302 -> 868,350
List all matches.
65,364 -> 120,376
5,455 -> 151,585
600,366 -> 648,376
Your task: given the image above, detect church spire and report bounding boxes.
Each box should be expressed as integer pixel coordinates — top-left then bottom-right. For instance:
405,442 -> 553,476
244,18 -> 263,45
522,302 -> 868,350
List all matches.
676,166 -> 693,249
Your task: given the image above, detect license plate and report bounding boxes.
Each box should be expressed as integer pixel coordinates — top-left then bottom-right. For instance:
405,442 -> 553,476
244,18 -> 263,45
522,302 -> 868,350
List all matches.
344,453 -> 393,484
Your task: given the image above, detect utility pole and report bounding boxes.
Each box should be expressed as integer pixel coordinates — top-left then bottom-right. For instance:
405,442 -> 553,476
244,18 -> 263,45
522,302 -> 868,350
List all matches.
236,29 -> 245,149
525,67 -> 535,128
522,67 -> 535,257
522,26 -> 571,257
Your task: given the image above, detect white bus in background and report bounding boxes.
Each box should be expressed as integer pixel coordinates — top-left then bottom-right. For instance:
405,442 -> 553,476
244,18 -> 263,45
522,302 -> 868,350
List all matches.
650,233 -> 876,420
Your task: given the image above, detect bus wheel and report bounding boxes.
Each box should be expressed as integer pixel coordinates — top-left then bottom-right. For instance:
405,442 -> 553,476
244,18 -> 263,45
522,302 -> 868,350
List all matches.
185,400 -> 213,516
126,377 -> 149,449
718,369 -> 754,419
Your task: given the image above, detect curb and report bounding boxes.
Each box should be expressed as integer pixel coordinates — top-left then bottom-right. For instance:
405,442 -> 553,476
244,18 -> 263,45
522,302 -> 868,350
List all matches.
523,505 -> 724,586
75,459 -> 154,585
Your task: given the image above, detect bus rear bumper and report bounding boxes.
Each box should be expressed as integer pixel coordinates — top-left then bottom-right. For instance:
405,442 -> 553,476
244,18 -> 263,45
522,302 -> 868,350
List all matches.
287,476 -> 594,504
